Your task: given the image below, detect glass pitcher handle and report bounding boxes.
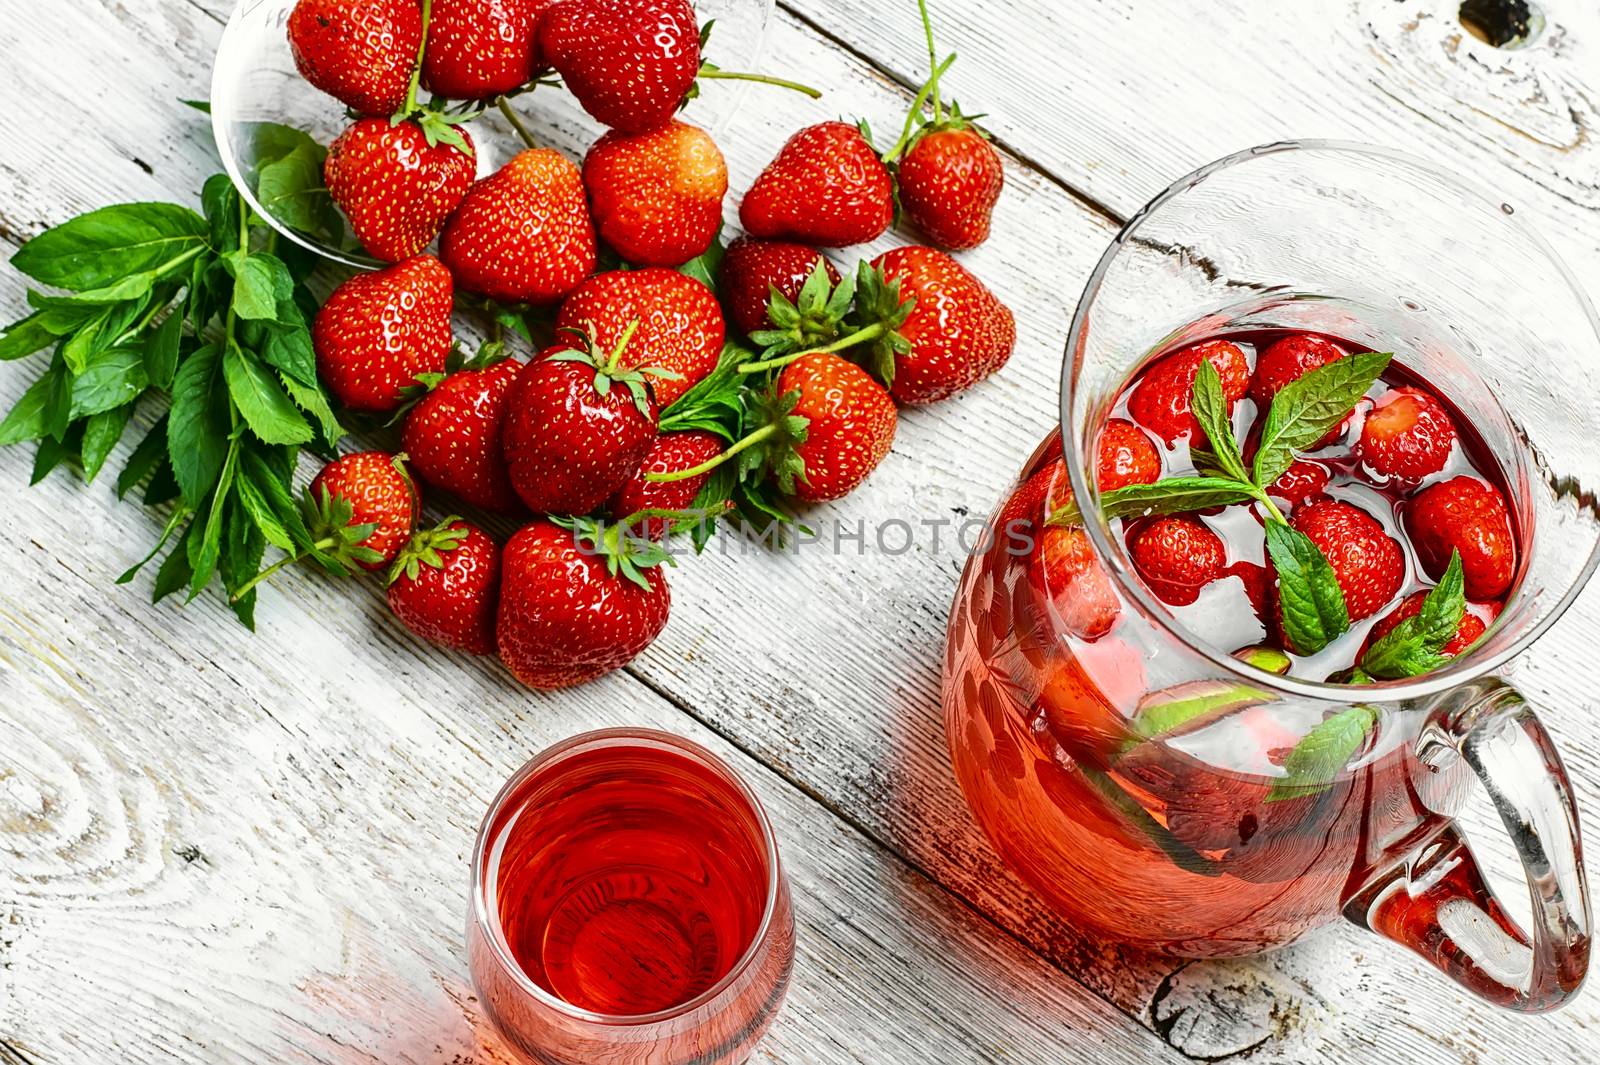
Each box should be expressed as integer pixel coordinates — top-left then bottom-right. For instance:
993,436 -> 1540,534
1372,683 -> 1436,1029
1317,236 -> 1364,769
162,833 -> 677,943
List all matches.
1343,683 -> 1591,1012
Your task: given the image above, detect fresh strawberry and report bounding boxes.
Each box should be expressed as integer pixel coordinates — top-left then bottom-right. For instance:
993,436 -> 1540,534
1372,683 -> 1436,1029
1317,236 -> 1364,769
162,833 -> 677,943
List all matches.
1128,516 -> 1225,606
497,518 -> 674,689
422,0 -> 553,100
1250,333 -> 1346,406
555,268 -> 725,406
996,456 -> 1066,555
501,327 -> 661,515
1266,459 -> 1330,509
608,430 -> 725,540
1291,499 -> 1404,620
1127,340 -> 1249,444
401,357 -> 524,513
1361,591 -> 1488,661
1029,525 -> 1121,639
325,118 -> 477,264
538,0 -> 699,132
313,256 -> 454,414
1225,560 -> 1270,622
583,121 -> 727,267
740,122 -> 895,247
1036,652 -> 1136,765
1405,477 -> 1516,599
899,125 -> 1004,251
1359,386 -> 1456,481
852,247 -> 1016,405
309,451 -> 421,570
1097,418 -> 1160,492
387,518 -> 501,655
720,238 -> 842,340
288,0 -> 421,116
775,353 -> 897,502
439,148 -> 597,305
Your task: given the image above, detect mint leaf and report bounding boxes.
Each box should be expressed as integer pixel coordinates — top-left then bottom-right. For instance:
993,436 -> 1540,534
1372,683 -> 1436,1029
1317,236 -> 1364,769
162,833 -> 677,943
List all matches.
1264,519 -> 1350,654
1190,359 -> 1250,483
1360,551 -> 1467,679
81,404 -> 135,483
279,372 -> 344,449
223,343 -> 314,446
118,414 -> 169,499
144,304 -> 184,390
1046,476 -> 1257,527
1268,704 -> 1379,800
0,313 -> 60,361
167,343 -> 230,506
1124,679 -> 1273,745
0,371 -> 57,445
255,136 -> 339,242
227,252 -> 288,322
70,346 -> 148,418
1252,351 -> 1391,488
12,203 -> 208,291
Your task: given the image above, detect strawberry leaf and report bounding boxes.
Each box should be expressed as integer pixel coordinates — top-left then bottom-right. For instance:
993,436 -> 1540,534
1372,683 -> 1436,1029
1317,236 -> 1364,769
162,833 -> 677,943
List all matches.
1267,704 -> 1379,801
1252,351 -> 1391,488
1264,518 -> 1350,655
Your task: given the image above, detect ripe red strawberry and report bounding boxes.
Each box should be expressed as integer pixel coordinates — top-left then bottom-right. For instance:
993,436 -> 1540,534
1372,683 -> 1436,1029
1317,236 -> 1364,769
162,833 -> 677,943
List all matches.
325,119 -> 477,264
899,126 -> 1004,251
1097,418 -> 1160,492
1291,499 -> 1405,620
720,238 -> 842,339
288,0 -> 421,116
555,268 -> 725,407
1128,516 -> 1225,606
1361,591 -> 1488,661
309,451 -> 421,570
854,247 -> 1016,405
584,121 -> 727,267
740,123 -> 895,247
439,148 -> 597,305
313,256 -> 454,414
1127,340 -> 1249,444
1405,476 -> 1516,599
387,519 -> 501,655
1267,459 -> 1330,509
497,519 -> 673,689
1359,386 -> 1456,480
422,0 -> 553,100
1225,560 -> 1271,622
1029,525 -> 1121,639
501,329 -> 660,515
995,456 -> 1067,557
538,0 -> 699,132
1250,333 -> 1346,405
608,430 -> 725,540
401,358 -> 524,513
775,353 -> 898,502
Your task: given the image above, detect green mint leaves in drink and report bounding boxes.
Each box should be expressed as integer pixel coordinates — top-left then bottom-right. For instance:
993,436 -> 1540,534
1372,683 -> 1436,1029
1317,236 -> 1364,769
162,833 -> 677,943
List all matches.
1359,550 -> 1469,679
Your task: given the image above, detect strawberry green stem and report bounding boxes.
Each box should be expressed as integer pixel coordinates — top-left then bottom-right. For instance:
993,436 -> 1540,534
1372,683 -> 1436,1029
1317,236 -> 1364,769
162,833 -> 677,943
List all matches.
647,424 -> 779,484
737,323 -> 886,374
229,537 -> 339,602
603,320 -> 640,375
697,68 -> 822,99
918,0 -> 942,125
496,96 -> 539,150
399,0 -> 435,119
882,52 -> 956,164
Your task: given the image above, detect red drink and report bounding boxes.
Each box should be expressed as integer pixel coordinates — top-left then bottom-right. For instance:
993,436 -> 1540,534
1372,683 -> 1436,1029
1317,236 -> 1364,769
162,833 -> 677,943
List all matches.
943,327 -> 1521,957
469,731 -> 794,1065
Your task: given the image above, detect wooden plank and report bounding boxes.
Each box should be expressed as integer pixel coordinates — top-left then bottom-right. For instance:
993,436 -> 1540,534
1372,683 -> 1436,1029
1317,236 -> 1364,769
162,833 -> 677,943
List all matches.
0,0 -> 1597,1062
783,0 -> 1600,277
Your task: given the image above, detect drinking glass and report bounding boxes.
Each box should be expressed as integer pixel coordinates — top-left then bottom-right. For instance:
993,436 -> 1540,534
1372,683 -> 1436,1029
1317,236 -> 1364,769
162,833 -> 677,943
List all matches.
943,141 -> 1597,1011
209,0 -> 774,270
468,729 -> 795,1064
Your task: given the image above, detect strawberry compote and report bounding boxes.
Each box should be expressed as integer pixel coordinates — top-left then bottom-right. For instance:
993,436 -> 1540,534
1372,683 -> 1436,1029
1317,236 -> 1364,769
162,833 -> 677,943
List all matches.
942,328 -> 1516,956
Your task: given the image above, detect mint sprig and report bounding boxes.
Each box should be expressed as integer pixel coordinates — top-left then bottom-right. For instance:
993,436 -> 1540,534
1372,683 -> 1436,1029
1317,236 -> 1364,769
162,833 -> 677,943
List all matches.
1360,550 -> 1469,679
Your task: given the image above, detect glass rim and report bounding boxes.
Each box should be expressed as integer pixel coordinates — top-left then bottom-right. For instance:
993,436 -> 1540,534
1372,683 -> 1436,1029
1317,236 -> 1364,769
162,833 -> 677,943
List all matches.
1059,138 -> 1600,706
468,727 -> 785,1027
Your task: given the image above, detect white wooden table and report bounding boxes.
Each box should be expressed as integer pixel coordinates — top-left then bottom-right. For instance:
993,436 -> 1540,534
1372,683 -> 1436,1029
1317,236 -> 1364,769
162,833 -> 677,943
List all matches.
4,1 -> 1600,1062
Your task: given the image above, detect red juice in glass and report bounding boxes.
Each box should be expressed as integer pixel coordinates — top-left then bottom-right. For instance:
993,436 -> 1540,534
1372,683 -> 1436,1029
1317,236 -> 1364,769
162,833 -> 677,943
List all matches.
469,730 -> 794,1065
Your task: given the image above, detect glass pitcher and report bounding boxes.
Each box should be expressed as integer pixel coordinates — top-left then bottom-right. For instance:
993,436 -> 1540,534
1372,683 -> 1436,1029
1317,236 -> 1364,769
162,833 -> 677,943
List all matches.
943,141 -> 1596,1012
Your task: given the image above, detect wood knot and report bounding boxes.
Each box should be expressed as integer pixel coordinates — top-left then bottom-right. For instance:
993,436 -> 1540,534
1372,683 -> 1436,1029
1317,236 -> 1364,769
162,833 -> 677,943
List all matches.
1459,0 -> 1540,48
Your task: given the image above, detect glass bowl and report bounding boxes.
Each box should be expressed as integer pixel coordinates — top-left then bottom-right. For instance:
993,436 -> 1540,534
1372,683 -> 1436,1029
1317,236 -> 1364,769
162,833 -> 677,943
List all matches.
210,0 -> 776,270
